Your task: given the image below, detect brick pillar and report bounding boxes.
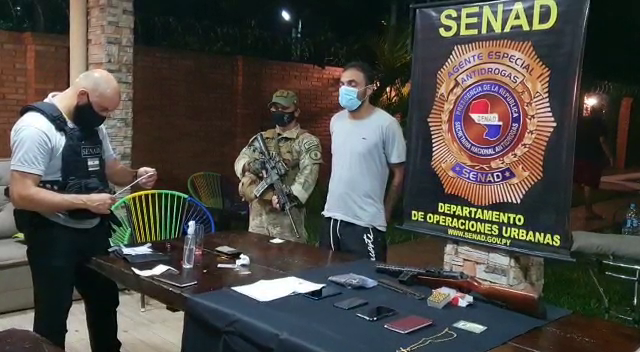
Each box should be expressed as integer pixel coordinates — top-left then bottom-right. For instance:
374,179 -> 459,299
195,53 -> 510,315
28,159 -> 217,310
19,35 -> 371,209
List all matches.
87,0 -> 134,167
444,242 -> 544,296
616,97 -> 634,169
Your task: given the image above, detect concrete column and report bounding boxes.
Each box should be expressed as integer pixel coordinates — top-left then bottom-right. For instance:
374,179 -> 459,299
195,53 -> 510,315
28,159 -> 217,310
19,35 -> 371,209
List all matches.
87,0 -> 134,166
69,0 -> 87,83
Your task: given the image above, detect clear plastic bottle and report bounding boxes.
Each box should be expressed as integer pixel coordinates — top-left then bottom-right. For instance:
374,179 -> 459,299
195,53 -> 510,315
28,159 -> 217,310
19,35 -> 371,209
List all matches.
633,205 -> 640,236
182,221 -> 196,268
622,203 -> 638,236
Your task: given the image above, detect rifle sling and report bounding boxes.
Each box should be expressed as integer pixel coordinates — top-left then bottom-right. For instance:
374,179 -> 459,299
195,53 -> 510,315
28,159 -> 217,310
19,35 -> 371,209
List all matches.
272,133 -> 282,159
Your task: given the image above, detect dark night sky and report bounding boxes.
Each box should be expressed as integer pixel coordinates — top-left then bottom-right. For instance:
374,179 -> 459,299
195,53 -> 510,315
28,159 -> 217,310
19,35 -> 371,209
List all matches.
134,0 -> 639,85
582,0 -> 640,84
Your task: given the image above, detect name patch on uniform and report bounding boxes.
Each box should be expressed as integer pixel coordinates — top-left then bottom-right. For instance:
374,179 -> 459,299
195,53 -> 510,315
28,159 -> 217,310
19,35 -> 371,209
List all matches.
302,139 -> 320,152
87,158 -> 100,171
81,145 -> 102,158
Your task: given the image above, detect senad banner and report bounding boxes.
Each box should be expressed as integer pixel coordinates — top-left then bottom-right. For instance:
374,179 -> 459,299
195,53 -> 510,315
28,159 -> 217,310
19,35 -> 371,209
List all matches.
401,0 -> 590,259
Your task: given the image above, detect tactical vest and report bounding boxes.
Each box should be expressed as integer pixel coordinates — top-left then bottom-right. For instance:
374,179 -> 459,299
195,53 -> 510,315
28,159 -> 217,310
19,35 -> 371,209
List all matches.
262,128 -> 307,187
19,102 -> 110,220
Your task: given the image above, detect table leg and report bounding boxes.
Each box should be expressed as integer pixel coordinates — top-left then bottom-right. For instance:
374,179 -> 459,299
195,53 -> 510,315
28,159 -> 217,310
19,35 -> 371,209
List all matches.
140,293 -> 146,312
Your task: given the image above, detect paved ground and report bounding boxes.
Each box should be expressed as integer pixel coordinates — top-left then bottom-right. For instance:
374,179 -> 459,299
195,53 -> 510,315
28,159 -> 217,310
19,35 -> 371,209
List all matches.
571,192 -> 639,232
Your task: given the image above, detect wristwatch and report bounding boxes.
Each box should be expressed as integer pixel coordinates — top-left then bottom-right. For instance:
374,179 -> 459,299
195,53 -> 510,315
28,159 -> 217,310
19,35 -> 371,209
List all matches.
132,169 -> 139,183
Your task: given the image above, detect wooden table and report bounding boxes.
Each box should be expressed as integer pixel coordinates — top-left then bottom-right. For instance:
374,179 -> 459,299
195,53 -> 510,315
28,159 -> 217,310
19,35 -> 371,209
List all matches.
89,231 -> 640,352
89,231 -> 354,309
0,328 -> 64,352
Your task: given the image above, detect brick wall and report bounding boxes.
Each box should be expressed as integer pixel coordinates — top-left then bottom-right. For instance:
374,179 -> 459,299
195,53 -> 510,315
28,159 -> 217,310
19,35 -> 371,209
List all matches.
0,31 -> 25,156
0,30 -> 341,193
0,31 -> 68,157
132,49 -> 340,193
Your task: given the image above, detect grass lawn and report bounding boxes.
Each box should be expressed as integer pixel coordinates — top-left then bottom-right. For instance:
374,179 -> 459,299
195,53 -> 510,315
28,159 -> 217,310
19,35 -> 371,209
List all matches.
543,258 -> 636,324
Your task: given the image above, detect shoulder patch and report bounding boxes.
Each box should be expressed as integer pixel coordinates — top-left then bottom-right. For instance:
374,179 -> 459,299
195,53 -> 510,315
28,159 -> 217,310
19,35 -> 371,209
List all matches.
308,149 -> 322,162
301,136 -> 321,152
299,135 -> 322,163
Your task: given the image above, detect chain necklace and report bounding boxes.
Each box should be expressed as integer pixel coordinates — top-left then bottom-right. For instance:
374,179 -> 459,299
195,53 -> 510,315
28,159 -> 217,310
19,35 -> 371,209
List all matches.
396,328 -> 457,352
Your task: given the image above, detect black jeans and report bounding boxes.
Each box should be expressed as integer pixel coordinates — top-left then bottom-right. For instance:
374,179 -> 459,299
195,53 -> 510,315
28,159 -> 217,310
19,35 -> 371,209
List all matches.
15,210 -> 121,352
319,217 -> 388,262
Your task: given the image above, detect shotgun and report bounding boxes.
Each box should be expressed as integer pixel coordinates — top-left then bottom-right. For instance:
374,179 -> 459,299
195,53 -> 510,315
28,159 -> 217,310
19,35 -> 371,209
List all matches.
375,263 -> 546,319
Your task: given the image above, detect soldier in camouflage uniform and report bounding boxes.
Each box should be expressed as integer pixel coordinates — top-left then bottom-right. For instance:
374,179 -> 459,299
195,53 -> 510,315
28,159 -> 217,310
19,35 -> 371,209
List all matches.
234,90 -> 322,242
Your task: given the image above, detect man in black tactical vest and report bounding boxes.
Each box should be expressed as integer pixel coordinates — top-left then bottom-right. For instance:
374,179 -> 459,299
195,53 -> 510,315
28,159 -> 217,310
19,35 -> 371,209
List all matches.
8,69 -> 158,352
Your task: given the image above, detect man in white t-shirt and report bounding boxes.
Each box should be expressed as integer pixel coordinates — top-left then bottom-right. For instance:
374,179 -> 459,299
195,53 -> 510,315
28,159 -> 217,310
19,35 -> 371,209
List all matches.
321,62 -> 406,262
9,69 -> 157,351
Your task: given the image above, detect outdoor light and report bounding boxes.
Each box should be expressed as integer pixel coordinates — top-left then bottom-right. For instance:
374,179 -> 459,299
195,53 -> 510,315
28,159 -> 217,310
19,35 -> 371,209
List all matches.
280,8 -> 302,60
281,10 -> 291,21
585,96 -> 598,107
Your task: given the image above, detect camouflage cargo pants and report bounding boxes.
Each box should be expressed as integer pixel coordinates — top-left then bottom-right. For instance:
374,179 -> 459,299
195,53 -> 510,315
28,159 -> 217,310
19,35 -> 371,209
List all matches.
247,199 -> 307,243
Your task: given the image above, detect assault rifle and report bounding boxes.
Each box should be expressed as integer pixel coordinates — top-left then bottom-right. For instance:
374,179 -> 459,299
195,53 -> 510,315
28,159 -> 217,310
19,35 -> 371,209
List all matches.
251,133 -> 300,238
375,263 -> 546,319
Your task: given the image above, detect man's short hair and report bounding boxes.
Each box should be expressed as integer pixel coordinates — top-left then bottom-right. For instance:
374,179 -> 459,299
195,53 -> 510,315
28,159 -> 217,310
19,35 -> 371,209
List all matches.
343,61 -> 375,86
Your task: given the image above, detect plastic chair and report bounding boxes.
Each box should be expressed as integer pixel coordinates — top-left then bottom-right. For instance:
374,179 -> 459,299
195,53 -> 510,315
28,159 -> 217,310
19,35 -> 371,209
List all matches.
110,190 -> 215,246
187,171 -> 249,230
187,172 -> 224,210
108,190 -> 215,311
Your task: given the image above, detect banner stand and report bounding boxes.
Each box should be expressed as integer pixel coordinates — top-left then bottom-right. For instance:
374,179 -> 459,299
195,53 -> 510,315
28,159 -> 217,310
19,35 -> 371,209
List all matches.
400,0 -> 590,289
397,224 -> 575,262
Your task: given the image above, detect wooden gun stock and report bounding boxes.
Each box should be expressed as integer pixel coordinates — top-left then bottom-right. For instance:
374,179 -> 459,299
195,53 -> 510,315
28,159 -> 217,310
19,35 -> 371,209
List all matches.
374,264 -> 546,319
413,276 -> 546,319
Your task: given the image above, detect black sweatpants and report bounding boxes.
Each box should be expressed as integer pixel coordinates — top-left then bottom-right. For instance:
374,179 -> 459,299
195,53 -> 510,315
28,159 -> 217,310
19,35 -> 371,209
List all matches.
319,217 -> 388,262
15,210 -> 121,352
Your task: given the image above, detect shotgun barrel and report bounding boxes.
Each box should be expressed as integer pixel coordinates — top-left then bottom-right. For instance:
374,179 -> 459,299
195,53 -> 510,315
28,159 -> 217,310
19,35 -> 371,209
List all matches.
375,263 -> 546,319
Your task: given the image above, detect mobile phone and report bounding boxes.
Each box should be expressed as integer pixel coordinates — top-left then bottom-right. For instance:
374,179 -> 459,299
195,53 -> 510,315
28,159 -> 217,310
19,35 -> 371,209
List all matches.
154,271 -> 198,288
333,297 -> 368,310
215,246 -> 242,258
303,286 -> 342,300
356,306 -> 397,321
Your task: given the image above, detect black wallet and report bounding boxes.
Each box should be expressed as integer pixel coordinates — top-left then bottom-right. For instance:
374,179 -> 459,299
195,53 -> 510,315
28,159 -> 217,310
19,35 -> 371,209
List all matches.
111,248 -> 170,264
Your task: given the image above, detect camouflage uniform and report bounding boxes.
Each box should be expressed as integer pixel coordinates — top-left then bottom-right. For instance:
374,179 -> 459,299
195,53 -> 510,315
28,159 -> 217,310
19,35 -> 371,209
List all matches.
234,90 -> 322,242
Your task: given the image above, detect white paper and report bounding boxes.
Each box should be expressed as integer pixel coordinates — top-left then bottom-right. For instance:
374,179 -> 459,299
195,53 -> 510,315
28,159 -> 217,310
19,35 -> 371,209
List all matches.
131,264 -> 176,277
231,277 -> 325,302
217,264 -> 237,269
269,238 -> 285,244
120,243 -> 153,255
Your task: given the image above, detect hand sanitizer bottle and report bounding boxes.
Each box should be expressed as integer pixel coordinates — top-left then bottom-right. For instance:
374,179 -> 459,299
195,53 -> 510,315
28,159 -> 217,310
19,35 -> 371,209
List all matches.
182,221 -> 196,268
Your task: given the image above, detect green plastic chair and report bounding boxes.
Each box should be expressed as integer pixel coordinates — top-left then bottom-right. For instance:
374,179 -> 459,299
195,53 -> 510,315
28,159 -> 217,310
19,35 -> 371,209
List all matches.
187,172 -> 224,210
109,190 -> 215,247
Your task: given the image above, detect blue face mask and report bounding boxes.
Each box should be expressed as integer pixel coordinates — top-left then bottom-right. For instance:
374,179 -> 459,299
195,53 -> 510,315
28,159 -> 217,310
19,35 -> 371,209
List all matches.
339,86 -> 364,112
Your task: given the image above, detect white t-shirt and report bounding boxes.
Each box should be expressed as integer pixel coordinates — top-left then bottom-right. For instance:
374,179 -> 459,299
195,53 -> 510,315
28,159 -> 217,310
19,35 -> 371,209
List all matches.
322,108 -> 406,231
10,92 -> 116,228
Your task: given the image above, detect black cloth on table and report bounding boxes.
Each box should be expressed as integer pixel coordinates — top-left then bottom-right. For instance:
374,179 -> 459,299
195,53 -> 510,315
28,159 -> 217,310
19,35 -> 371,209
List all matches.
181,259 -> 570,352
